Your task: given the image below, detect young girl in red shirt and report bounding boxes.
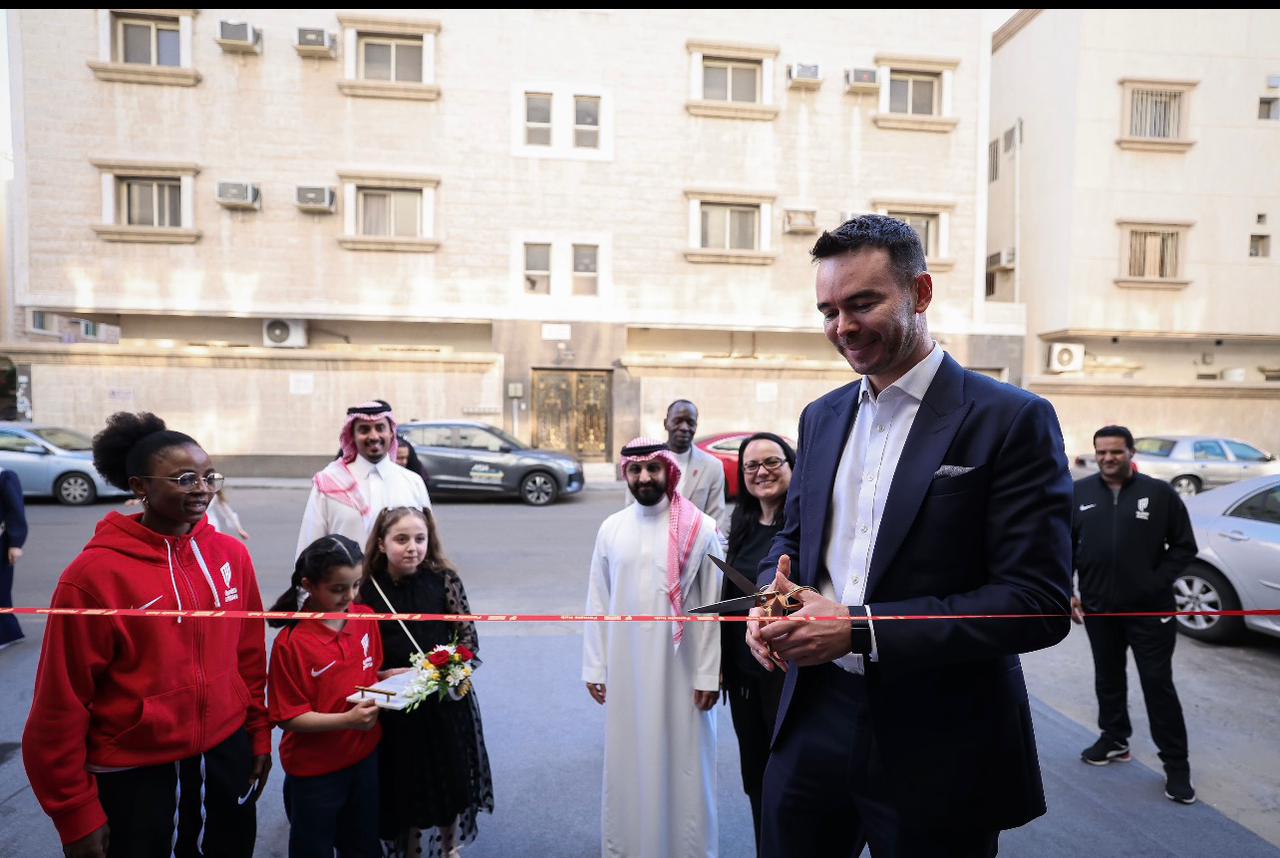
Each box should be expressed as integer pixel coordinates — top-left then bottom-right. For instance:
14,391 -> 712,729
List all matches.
267,534 -> 405,858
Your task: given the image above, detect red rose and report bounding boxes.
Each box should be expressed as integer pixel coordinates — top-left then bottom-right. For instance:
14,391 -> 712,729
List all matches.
456,645 -> 474,662
427,650 -> 451,667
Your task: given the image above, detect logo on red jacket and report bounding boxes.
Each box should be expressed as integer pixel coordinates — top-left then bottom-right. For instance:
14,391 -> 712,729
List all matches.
361,632 -> 373,670
220,562 -> 239,602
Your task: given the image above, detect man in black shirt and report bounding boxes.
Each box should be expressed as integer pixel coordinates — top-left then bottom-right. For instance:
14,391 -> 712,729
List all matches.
1072,425 -> 1199,804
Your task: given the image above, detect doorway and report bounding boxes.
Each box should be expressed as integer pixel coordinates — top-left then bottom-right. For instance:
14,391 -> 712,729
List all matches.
531,369 -> 611,460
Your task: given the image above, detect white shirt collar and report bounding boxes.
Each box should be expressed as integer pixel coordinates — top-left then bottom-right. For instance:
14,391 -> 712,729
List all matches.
859,343 -> 945,405
350,455 -> 392,479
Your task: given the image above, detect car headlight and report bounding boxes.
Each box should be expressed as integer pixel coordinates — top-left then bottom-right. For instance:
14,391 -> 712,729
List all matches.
555,459 -> 579,473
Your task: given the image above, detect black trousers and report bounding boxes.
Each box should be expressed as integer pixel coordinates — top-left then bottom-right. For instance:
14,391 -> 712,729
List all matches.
283,751 -> 379,858
760,665 -> 999,858
725,667 -> 784,854
1084,614 -> 1189,771
0,556 -> 22,646
96,727 -> 257,858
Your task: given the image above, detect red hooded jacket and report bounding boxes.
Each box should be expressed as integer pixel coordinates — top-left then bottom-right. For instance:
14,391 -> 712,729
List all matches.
22,512 -> 269,845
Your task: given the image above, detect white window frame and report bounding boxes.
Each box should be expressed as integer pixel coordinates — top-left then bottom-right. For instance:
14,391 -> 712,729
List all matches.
701,57 -> 762,104
571,244 -> 600,295
119,177 -> 182,228
523,242 -> 553,295
509,233 -> 613,306
337,15 -> 439,101
525,92 -> 553,146
511,84 -> 613,161
869,197 -> 955,271
686,39 -> 778,121
871,54 -> 958,133
573,95 -> 601,149
356,34 -> 424,83
1115,219 -> 1192,289
699,203 -> 760,252
355,188 -> 422,238
89,9 -> 198,85
1117,78 -> 1197,152
887,70 -> 940,116
90,158 -> 200,243
886,211 -> 940,257
338,169 -> 439,252
684,189 -> 776,265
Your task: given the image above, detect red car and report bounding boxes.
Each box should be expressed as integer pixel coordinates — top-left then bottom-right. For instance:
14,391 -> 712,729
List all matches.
695,432 -> 796,501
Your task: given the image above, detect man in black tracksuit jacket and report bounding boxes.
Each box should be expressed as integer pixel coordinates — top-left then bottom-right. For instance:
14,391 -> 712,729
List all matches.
1072,425 -> 1199,804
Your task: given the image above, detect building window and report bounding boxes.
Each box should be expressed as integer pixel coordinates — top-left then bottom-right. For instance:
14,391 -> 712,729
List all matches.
524,244 -> 551,294
1251,235 -> 1271,258
985,272 -> 996,297
701,203 -> 759,251
525,93 -> 552,145
572,245 -> 599,295
358,35 -> 423,82
116,15 -> 180,66
32,311 -> 52,332
120,178 -> 181,228
574,96 -> 600,148
357,188 -> 421,237
703,58 -> 761,103
1116,221 -> 1191,286
889,71 -> 939,116
1260,98 -> 1279,120
1259,213 -> 1268,225
1130,88 -> 1183,139
988,140 -> 999,182
888,211 -> 938,256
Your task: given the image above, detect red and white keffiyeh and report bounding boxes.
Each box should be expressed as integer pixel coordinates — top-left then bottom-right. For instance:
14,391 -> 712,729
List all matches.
620,436 -> 705,646
313,399 -> 399,516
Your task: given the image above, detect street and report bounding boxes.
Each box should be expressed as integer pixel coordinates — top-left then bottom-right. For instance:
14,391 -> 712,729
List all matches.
1,487 -> 1278,857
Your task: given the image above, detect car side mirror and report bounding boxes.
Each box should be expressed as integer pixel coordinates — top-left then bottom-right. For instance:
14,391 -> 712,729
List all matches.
22,444 -> 47,455
498,445 -> 513,453
1266,454 -> 1277,462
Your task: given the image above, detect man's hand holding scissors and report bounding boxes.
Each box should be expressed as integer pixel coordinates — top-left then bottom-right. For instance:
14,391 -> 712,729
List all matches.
748,555 -> 860,669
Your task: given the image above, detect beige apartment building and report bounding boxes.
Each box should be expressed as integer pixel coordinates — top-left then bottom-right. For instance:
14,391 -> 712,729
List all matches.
988,9 -> 1280,458
5,9 -> 1009,471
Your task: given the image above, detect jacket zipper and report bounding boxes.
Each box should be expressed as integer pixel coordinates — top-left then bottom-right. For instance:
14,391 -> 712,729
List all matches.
172,537 -> 207,755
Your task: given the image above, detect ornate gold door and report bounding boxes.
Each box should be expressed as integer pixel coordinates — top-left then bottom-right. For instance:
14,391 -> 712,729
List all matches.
532,370 -> 611,460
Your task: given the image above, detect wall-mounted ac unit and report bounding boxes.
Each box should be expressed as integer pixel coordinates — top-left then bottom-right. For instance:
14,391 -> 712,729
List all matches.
783,208 -> 819,234
1268,74 -> 1280,89
844,68 -> 879,94
263,319 -> 308,348
217,21 -> 261,53
1046,342 -> 1085,374
295,28 -> 337,59
216,182 -> 261,210
987,247 -> 1016,270
787,63 -> 822,89
296,185 -> 337,213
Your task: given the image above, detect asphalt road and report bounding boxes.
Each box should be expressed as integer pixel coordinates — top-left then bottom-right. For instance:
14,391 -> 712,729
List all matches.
1,488 -> 1278,857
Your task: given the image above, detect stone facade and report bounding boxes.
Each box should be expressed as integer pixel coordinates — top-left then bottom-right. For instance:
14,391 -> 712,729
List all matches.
6,9 -> 1008,466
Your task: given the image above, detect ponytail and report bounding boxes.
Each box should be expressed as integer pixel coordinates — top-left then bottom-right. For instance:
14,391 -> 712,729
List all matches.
268,534 -> 364,628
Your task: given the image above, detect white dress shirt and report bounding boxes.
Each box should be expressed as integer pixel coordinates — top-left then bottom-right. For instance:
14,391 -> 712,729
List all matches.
295,455 -> 432,558
824,344 -> 945,673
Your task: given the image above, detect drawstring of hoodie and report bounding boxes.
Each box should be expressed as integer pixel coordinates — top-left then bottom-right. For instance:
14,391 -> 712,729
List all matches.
164,541 -> 184,625
163,535 -> 223,623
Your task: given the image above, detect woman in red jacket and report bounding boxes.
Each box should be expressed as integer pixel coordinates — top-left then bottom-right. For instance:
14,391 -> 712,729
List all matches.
23,412 -> 271,858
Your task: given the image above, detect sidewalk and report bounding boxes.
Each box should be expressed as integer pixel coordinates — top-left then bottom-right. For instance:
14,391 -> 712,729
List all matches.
228,462 -> 624,493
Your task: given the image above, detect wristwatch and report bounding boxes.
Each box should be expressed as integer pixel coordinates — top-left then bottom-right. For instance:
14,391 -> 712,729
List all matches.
848,606 -> 873,655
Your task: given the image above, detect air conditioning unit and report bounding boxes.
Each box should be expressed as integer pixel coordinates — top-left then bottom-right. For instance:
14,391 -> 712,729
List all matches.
216,181 -> 261,210
295,185 -> 337,213
784,208 -> 819,234
1268,74 -> 1280,89
844,67 -> 879,93
217,20 -> 261,53
295,28 -> 337,59
1046,342 -> 1085,374
263,319 -> 308,348
787,63 -> 822,89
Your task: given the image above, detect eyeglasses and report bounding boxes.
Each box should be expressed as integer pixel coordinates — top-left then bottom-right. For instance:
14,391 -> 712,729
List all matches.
142,472 -> 225,492
743,457 -> 787,474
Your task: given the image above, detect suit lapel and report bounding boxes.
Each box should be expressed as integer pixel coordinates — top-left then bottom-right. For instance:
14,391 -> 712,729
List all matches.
867,355 -> 971,596
802,384 -> 861,588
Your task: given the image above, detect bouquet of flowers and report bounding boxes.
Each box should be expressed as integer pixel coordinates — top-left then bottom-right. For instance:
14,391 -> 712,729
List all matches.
404,640 -> 476,710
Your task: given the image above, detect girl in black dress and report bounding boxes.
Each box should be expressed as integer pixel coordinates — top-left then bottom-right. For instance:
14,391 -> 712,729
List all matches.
361,507 -> 492,858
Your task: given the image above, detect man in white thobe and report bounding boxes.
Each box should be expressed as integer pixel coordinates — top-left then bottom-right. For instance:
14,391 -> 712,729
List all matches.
295,399 -> 431,558
583,437 -> 723,858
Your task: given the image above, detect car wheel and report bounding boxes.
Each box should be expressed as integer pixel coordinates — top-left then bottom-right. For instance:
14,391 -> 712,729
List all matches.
55,472 -> 98,506
1170,475 -> 1201,497
1173,563 -> 1243,643
520,471 -> 558,506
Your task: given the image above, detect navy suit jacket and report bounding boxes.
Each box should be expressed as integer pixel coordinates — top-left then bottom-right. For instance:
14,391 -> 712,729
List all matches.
759,353 -> 1072,830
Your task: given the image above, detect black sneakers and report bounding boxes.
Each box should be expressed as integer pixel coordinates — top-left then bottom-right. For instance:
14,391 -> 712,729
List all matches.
1165,770 -> 1197,804
1081,737 -> 1131,765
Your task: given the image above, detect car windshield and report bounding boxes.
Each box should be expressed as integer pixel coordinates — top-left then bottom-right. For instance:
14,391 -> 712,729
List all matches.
486,426 -> 525,449
31,427 -> 93,451
1134,438 -> 1175,457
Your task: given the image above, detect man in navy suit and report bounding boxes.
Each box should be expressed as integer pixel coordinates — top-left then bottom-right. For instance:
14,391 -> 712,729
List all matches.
746,215 -> 1072,857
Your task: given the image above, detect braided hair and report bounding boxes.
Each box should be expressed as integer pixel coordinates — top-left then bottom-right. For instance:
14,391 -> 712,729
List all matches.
268,534 -> 364,628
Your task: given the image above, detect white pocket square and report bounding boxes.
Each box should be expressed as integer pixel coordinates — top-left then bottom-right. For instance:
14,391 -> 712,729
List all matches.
933,465 -> 975,479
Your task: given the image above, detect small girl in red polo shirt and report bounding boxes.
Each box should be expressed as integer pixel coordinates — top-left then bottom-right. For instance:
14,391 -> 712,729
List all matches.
268,534 -> 404,858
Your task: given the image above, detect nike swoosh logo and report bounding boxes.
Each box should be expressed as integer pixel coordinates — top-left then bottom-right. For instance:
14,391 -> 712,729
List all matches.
139,595 -> 163,610
1160,617 -> 1173,624
236,784 -> 257,805
310,661 -> 336,677
1079,504 -> 1097,511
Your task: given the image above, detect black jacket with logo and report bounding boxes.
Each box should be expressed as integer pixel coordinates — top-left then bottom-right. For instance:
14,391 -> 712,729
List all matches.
1072,472 -> 1198,612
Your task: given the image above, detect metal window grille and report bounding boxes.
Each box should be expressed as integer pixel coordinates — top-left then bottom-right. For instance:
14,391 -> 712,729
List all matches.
1130,89 -> 1182,139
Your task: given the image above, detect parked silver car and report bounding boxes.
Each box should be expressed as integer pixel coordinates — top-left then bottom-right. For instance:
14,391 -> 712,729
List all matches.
0,422 -> 129,505
1075,435 -> 1280,497
1178,475 -> 1280,643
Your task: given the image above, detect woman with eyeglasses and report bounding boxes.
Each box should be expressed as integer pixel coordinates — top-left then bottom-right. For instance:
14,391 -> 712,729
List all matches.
23,412 -> 270,858
722,432 -> 795,854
